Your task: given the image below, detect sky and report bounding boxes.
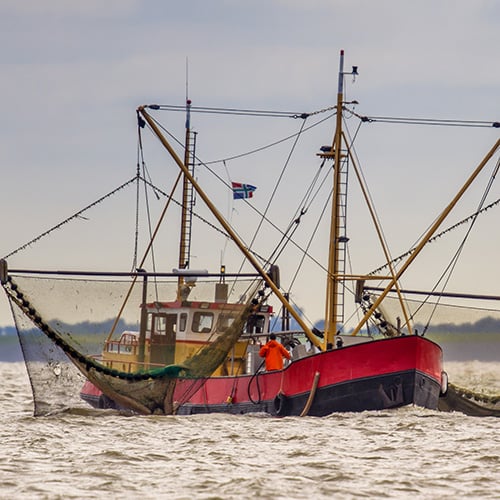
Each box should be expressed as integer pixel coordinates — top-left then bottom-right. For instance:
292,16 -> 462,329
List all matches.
1,0 -> 499,329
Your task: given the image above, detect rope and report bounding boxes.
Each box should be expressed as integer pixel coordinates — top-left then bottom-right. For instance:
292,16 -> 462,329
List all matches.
299,371 -> 320,417
247,360 -> 265,404
3,177 -> 138,260
202,113 -> 335,165
286,174 -> 332,291
369,196 -> 500,276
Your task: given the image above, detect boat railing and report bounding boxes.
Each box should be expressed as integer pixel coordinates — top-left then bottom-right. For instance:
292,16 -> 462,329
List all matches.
103,332 -> 149,357
92,353 -> 179,373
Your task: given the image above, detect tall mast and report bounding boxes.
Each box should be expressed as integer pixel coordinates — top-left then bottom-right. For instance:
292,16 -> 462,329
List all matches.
324,50 -> 345,349
177,98 -> 193,298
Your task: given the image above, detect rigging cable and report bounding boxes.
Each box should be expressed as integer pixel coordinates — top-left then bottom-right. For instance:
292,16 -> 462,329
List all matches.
148,103 -> 336,120
348,111 -> 499,129
369,195 -> 500,276
133,130 -> 141,271
3,177 -> 139,260
417,154 -> 500,332
350,108 -> 500,330
267,159 -> 329,267
202,112 -> 336,165
145,112 -> 333,273
344,115 -> 397,283
286,179 -> 332,293
133,115 -> 163,270
272,117 -> 364,331
220,159 -> 233,266
238,115 -> 310,277
148,102 -> 499,129
137,119 -> 161,300
338,117 -> 375,327
222,114 -> 312,302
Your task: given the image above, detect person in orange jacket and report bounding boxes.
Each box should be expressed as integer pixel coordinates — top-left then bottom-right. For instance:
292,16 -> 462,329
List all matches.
259,333 -> 291,371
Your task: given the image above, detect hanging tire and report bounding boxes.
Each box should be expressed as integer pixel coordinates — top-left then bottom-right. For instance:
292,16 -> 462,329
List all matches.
273,392 -> 288,416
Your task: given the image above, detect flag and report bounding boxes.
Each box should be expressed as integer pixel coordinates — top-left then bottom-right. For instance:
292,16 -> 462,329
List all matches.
232,182 -> 257,200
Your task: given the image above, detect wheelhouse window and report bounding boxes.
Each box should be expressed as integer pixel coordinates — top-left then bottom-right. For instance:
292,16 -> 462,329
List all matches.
246,314 -> 266,334
217,313 -> 236,332
179,313 -> 187,332
151,313 -> 177,336
192,311 -> 214,333
154,315 -> 167,335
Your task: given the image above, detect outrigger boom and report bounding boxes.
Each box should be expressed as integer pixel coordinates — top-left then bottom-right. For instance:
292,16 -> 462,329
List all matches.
351,135 -> 500,336
137,105 -> 323,349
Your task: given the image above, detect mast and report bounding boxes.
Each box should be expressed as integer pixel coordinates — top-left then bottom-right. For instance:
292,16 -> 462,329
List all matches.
177,98 -> 196,298
324,50 -> 346,349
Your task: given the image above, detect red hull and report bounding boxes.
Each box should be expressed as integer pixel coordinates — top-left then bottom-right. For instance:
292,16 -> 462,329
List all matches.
81,335 -> 443,416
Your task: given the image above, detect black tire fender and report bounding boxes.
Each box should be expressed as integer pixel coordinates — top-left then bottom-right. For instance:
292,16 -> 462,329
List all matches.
273,392 -> 288,416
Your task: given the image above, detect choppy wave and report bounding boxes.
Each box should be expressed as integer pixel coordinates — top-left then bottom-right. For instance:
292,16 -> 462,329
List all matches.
1,362 -> 499,499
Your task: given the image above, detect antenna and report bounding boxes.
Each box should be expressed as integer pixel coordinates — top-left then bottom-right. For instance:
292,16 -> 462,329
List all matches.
185,56 -> 189,102
185,57 -> 191,129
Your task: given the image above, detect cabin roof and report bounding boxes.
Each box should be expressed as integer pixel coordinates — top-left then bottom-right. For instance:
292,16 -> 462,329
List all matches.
144,301 -> 273,313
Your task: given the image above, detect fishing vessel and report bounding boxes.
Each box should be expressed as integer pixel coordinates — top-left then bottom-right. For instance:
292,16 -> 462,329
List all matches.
2,50 -> 499,417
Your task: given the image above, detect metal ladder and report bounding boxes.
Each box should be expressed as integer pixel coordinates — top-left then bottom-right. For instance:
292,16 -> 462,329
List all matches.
179,131 -> 197,269
333,151 -> 349,325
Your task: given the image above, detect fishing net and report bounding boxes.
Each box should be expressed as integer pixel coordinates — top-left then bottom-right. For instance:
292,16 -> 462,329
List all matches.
2,266 -> 261,416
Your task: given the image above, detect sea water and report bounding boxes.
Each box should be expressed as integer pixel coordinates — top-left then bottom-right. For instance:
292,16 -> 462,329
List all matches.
0,361 -> 499,500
